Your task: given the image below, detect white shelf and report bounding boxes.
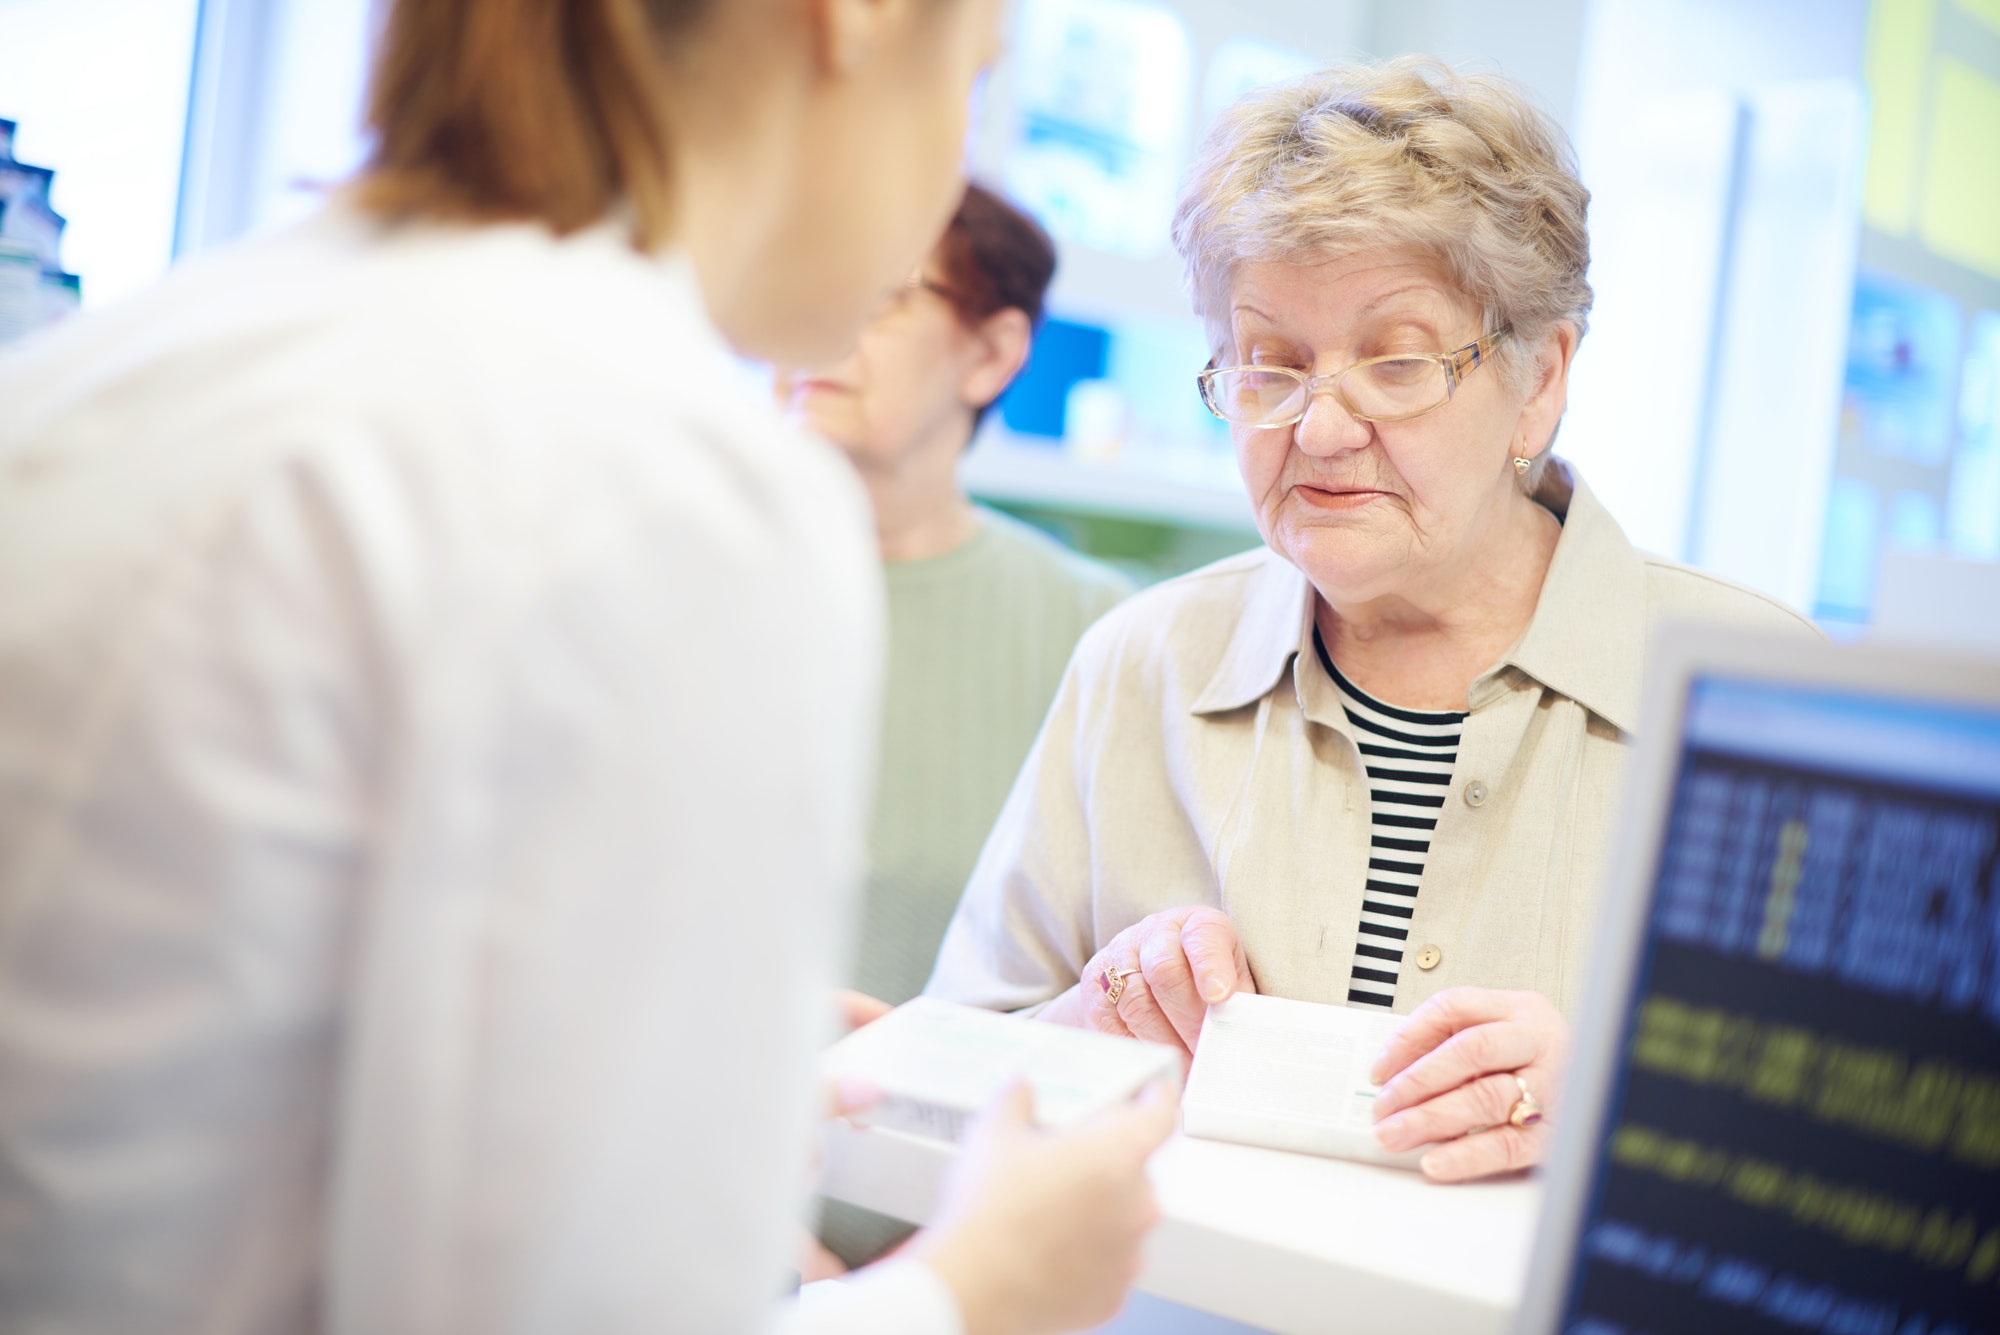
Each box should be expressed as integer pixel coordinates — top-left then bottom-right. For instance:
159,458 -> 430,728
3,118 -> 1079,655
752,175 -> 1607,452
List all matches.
962,438 -> 1257,533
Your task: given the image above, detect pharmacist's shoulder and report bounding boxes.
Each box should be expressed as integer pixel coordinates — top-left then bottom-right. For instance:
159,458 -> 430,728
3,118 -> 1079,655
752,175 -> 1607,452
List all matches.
0,210 -> 869,633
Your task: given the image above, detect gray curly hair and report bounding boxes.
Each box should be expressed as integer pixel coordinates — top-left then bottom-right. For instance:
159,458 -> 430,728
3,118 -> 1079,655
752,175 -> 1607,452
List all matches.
1172,57 -> 1593,488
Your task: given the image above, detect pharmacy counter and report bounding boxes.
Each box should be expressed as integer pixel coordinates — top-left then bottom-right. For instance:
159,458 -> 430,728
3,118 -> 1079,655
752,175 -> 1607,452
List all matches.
820,1121 -> 1541,1335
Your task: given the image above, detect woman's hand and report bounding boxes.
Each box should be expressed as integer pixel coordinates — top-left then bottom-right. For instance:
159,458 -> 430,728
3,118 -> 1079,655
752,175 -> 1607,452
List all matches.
799,1069 -> 882,1284
798,1230 -> 850,1285
815,989 -> 892,1148
1368,987 -> 1570,1182
835,989 -> 894,1032
910,1079 -> 1177,1335
798,989 -> 895,1282
1042,907 -> 1255,1056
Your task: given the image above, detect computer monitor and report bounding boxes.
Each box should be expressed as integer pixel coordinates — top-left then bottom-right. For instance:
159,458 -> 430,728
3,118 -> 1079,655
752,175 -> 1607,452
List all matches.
1517,627 -> 2000,1335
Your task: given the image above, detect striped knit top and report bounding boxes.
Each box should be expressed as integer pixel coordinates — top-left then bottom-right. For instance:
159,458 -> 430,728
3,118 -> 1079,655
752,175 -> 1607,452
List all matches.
1314,632 -> 1465,1009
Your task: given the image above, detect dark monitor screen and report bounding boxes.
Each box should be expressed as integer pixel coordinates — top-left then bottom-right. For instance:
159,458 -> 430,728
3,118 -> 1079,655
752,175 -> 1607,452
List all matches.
1559,676 -> 2000,1335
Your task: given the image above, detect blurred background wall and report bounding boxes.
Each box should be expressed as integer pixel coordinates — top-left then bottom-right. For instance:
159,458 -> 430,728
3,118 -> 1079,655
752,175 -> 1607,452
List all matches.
3,0 -> 1997,644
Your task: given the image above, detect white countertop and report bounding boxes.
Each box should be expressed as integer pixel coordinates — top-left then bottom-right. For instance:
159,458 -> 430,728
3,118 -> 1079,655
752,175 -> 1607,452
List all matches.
820,1121 -> 1542,1335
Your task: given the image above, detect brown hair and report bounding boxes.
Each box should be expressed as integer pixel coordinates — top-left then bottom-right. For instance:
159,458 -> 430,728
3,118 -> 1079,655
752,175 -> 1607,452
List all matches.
930,183 -> 1057,424
932,183 -> 1057,332
354,0 -> 717,247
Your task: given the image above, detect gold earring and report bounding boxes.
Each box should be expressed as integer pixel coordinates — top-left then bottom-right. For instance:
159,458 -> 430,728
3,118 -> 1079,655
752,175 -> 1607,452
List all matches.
1513,455 -> 1532,475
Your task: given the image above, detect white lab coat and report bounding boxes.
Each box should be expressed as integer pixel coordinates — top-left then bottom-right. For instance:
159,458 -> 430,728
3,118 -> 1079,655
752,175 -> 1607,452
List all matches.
0,207 -> 955,1334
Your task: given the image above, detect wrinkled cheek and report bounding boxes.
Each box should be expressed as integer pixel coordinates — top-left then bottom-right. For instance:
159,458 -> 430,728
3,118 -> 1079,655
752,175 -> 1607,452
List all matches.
1233,429 -> 1291,545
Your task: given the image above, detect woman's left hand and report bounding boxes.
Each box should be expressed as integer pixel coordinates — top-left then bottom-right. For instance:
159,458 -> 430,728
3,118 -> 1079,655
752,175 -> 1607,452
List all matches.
836,989 -> 894,1032
798,992 -> 899,1282
1368,987 -> 1570,1183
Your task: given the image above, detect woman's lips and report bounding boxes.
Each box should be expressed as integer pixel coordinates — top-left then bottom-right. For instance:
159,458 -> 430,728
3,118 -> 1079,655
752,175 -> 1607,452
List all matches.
1294,484 -> 1390,511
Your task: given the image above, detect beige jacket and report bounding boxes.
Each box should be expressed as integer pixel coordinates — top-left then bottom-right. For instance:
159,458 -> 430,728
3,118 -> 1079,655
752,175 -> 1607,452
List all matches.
924,463 -> 1819,1018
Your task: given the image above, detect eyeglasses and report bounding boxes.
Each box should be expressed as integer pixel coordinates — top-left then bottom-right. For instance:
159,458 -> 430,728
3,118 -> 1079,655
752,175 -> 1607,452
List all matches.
1197,328 -> 1510,428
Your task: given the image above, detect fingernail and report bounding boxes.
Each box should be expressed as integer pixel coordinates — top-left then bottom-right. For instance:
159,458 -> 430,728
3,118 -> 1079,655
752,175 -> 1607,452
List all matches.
1202,978 -> 1228,1003
1420,1150 -> 1446,1179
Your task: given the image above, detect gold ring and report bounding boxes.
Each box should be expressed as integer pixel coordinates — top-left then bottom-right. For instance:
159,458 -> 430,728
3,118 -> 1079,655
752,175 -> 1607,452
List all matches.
1507,1074 -> 1544,1128
1099,966 -> 1143,1004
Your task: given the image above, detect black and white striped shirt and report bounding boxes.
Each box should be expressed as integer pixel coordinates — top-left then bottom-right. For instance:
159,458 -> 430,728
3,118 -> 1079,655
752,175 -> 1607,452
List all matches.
1315,633 -> 1464,1009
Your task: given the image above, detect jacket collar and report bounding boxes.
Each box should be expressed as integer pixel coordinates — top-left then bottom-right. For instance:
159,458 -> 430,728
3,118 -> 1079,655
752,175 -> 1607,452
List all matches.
1190,460 -> 1649,735
1187,545 -> 1316,717
1493,461 -> 1647,734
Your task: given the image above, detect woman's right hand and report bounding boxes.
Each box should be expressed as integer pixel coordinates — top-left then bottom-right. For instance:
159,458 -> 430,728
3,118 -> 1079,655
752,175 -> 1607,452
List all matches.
909,1079 -> 1177,1335
1043,907 -> 1255,1056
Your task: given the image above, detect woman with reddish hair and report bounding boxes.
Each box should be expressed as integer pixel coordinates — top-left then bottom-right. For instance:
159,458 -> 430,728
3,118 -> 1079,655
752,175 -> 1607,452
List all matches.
0,2 -> 1171,1333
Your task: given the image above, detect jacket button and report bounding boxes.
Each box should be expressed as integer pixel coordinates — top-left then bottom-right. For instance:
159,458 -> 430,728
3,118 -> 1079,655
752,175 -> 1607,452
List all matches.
1416,945 -> 1442,971
1464,779 -> 1489,807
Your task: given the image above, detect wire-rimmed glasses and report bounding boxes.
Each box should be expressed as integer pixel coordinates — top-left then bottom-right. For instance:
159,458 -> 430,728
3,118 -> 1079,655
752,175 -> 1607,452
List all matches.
1197,328 -> 1510,428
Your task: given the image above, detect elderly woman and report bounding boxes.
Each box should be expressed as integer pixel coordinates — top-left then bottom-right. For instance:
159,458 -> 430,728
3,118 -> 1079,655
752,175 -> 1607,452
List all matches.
925,58 -> 1816,1182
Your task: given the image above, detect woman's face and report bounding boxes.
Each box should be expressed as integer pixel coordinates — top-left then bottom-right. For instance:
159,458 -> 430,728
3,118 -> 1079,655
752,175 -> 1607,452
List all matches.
727,0 -> 1006,366
778,264 -> 991,469
1224,252 -> 1555,608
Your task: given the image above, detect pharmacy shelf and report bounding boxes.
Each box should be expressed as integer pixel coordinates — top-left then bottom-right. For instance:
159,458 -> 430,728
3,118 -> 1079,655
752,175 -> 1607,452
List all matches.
962,438 -> 1257,533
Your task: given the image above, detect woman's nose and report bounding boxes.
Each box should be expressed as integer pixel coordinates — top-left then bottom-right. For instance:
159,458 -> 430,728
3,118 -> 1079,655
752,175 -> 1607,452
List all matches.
1292,385 -> 1372,457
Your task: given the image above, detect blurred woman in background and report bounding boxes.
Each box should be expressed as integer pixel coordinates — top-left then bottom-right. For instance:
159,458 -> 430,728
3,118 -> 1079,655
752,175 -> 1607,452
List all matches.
784,181 -> 1134,1277
783,183 -> 1130,1011
0,2 -> 1170,1332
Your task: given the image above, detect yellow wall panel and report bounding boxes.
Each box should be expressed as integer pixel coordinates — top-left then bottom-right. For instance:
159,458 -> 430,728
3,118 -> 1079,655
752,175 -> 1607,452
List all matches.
1919,59 -> 2000,279
1863,0 -> 1936,234
1952,0 -> 2000,34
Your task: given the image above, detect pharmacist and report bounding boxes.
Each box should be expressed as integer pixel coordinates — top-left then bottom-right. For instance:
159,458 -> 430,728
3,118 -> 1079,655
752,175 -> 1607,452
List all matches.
0,1 -> 1168,1332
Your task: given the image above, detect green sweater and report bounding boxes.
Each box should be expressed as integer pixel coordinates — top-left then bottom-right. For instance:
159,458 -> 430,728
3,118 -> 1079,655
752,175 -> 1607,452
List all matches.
856,507 -> 1132,1003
